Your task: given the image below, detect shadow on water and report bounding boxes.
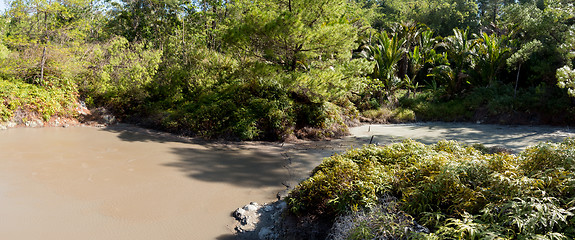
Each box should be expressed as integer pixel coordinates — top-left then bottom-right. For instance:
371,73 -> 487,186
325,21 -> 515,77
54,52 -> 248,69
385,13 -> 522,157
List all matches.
101,124 -> 290,188
165,145 -> 287,188
101,123 -> 575,187
215,234 -> 237,240
102,124 -> 204,144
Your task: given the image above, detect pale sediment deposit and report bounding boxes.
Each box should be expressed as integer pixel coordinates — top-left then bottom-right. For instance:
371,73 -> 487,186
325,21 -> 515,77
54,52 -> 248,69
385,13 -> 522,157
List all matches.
0,122 -> 573,239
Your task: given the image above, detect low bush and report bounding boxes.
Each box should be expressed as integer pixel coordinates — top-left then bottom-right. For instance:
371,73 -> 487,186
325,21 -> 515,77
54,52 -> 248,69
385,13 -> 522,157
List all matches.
132,45 -> 365,140
78,37 -> 162,112
162,76 -> 296,140
0,78 -> 78,122
399,83 -> 575,125
286,139 -> 575,239
361,107 -> 416,123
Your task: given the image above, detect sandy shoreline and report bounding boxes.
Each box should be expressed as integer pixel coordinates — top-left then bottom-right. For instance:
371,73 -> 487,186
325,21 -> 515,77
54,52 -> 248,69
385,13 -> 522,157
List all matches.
0,122 -> 573,239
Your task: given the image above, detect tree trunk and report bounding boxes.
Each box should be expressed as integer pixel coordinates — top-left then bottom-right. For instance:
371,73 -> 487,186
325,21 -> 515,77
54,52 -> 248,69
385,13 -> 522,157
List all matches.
40,46 -> 47,85
398,54 -> 408,81
211,5 -> 217,49
514,63 -> 521,99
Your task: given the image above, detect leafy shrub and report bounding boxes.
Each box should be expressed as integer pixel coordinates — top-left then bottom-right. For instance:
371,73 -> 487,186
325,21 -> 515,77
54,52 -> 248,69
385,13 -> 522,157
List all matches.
361,108 -> 394,122
0,43 -> 85,88
400,83 -> 575,124
0,78 -> 78,121
79,37 -> 162,110
361,107 -> 415,123
167,76 -> 296,140
139,47 -> 363,140
286,139 -> 575,239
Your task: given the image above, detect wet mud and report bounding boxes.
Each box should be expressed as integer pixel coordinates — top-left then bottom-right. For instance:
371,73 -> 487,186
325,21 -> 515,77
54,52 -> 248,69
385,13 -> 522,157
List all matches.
0,122 -> 573,239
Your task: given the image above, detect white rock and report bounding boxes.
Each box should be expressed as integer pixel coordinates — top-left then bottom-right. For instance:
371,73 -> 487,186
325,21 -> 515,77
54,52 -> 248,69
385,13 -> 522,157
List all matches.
234,208 -> 247,220
245,203 -> 259,212
25,120 -> 43,128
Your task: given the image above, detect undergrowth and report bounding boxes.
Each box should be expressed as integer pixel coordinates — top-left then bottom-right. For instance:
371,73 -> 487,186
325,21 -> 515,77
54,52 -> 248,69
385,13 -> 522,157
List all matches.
397,84 -> 574,124
0,78 -> 78,122
286,139 -> 575,239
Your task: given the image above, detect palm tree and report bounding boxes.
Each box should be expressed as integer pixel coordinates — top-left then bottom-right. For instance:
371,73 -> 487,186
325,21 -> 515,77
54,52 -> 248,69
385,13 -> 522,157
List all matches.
438,28 -> 477,95
360,31 -> 406,104
406,30 -> 443,96
475,32 -> 511,86
391,21 -> 423,82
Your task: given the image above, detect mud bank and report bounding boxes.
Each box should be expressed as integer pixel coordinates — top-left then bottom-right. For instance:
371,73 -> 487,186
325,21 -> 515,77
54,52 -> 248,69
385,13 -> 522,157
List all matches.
0,123 -> 573,239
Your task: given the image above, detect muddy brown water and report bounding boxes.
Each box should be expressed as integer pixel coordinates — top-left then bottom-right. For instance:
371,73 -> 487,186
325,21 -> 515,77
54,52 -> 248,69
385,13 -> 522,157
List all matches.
0,123 -> 573,239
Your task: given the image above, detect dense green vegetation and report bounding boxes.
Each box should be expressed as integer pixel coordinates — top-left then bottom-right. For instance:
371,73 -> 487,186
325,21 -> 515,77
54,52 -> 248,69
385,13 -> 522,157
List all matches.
1,1 -> 574,238
287,139 -> 575,239
0,78 -> 77,122
0,0 -> 573,137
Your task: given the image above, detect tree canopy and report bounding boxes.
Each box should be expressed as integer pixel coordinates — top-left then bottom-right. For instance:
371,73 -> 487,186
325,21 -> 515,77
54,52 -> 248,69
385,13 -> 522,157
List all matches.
1,0 -> 575,138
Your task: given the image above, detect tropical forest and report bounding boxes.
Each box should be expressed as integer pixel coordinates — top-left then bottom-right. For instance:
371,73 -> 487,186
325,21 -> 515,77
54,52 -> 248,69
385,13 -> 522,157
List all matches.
1,0 -> 575,239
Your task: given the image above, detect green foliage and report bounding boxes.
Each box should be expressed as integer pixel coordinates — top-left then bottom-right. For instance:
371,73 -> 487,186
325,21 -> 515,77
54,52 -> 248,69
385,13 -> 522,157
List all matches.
1,0 -> 574,140
147,54 -> 362,140
507,40 -> 543,69
79,36 -> 162,109
398,82 -> 574,124
163,67 -> 296,140
328,197 -> 423,240
287,145 -> 393,218
361,105 -> 416,123
0,78 -> 77,121
557,65 -> 575,97
6,0 -> 102,44
379,0 -> 479,36
360,31 -> 406,102
437,28 -> 477,95
105,0 -> 185,44
287,139 -> 575,239
474,32 -> 512,85
224,0 -> 357,71
501,1 -> 575,86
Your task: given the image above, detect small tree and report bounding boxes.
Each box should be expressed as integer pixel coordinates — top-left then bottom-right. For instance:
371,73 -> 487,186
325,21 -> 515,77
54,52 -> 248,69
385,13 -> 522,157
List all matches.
224,0 -> 357,71
506,39 -> 542,98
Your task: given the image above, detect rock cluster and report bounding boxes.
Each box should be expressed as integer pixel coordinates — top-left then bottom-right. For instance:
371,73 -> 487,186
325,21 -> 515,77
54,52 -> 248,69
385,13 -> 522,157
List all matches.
233,201 -> 287,240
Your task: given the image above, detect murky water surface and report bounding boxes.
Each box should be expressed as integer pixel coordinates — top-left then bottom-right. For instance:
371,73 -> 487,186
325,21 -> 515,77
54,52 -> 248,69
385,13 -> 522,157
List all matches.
0,123 -> 573,239
0,126 -> 287,240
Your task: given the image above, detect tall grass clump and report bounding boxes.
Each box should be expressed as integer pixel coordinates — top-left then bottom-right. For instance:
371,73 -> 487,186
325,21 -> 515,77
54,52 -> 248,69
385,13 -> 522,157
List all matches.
286,139 -> 575,239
